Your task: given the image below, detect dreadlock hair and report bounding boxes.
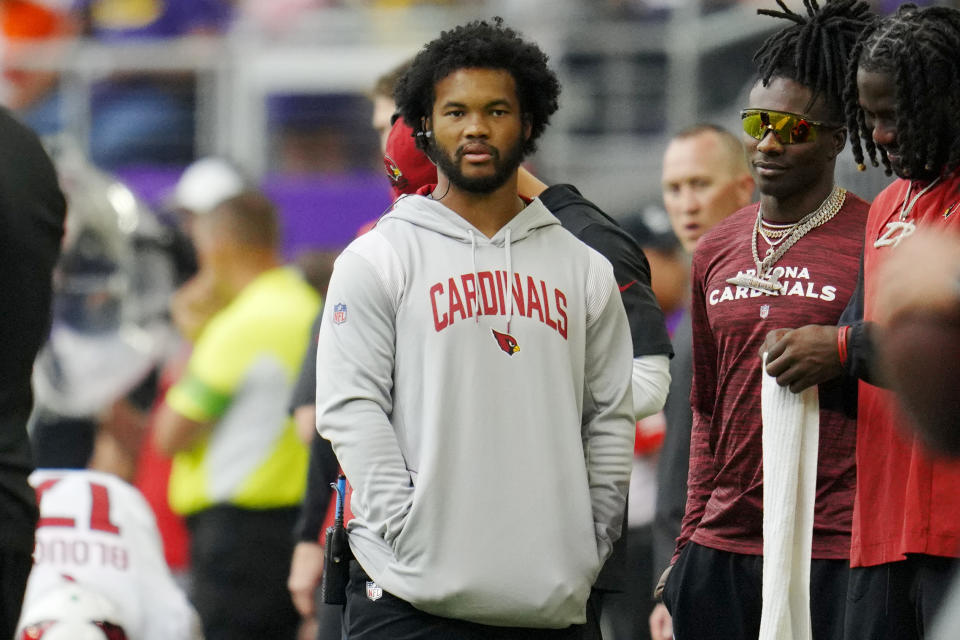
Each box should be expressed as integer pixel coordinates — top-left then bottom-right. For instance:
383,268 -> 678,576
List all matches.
753,0 -> 874,122
393,17 -> 560,157
843,4 -> 960,178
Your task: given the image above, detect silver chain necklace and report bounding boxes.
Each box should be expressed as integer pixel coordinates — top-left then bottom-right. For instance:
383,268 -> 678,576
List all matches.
874,176 -> 942,248
726,186 -> 847,295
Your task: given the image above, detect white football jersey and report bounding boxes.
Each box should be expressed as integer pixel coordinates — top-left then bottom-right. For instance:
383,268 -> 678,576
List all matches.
21,469 -> 201,640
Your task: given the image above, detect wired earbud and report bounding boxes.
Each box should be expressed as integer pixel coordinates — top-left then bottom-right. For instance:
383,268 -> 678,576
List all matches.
418,117 -> 433,140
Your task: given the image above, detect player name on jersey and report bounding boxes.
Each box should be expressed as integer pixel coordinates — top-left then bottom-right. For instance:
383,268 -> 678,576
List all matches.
429,270 -> 569,338
34,536 -> 129,570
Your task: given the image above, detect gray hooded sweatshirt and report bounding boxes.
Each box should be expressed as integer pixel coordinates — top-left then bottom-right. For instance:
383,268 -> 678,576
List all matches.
315,194 -> 634,628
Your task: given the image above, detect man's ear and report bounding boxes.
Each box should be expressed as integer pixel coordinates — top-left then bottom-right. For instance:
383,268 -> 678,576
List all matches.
417,116 -> 434,154
829,127 -> 848,160
523,115 -> 532,141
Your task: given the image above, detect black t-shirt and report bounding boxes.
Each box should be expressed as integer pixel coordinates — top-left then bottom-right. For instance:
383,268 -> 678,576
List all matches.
290,309 -> 323,414
291,309 -> 340,543
539,184 -> 673,359
0,107 -> 67,553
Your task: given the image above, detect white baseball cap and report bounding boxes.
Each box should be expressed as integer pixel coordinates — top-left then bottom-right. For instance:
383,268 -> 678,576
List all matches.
171,157 -> 247,215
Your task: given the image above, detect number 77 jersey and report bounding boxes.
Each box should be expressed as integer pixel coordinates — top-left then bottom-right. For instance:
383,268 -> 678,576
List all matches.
20,469 -> 202,640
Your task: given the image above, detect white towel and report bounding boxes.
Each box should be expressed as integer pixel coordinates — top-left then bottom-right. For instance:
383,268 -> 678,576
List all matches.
759,354 -> 819,640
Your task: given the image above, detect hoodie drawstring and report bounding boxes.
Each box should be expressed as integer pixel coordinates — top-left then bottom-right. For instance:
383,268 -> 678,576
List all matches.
469,230 -> 482,323
469,227 -> 514,332
505,227 -> 513,333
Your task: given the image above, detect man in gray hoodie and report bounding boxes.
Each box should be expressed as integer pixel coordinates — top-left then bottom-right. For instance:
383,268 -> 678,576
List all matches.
315,18 -> 635,640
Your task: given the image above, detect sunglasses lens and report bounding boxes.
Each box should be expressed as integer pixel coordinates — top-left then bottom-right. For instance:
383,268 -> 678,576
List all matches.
790,119 -> 812,143
741,110 -> 818,144
742,112 -> 767,140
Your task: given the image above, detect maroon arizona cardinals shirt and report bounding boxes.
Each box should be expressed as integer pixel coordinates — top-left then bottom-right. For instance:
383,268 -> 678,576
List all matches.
676,193 -> 868,560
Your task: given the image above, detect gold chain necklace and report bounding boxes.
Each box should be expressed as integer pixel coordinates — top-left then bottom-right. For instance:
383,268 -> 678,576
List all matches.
726,186 -> 847,295
758,219 -> 799,239
757,221 -> 793,246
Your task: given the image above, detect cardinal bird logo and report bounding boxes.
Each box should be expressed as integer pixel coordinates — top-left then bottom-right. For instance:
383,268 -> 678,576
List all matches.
491,329 -> 520,356
383,154 -> 408,191
944,201 -> 959,219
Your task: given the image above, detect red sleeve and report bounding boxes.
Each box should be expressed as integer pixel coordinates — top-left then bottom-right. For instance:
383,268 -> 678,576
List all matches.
672,248 -> 717,562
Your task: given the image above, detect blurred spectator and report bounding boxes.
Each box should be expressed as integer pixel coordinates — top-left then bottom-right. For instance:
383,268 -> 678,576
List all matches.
358,0 -> 464,7
166,156 -> 250,335
621,205 -> 687,316
154,191 -> 319,640
873,228 -> 960,458
128,155 -> 248,581
3,0 -> 234,169
269,93 -> 378,173
887,236 -> 960,640
23,142 -> 209,580
0,0 -> 76,110
170,156 -> 249,229
268,59 -> 410,174
0,103 -> 66,638
370,59 -> 410,152
16,468 -> 202,639
237,0 -> 336,36
28,140 -> 178,476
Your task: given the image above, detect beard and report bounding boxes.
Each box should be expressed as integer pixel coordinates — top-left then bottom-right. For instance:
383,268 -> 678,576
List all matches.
428,134 -> 525,194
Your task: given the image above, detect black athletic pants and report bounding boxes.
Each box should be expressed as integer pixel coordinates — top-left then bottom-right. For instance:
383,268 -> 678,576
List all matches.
662,542 -> 849,640
342,560 -> 601,640
0,548 -> 33,638
843,555 -> 958,640
186,505 -> 301,640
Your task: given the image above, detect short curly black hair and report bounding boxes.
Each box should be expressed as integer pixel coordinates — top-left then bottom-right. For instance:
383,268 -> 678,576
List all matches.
393,17 -> 560,157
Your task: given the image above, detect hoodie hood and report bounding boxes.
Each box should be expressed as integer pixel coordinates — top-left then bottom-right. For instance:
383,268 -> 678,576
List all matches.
383,193 -> 560,246
382,194 -> 560,332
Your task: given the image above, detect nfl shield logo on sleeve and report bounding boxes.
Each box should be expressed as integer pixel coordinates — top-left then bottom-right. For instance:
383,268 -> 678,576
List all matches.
760,304 -> 770,319
366,581 -> 383,601
333,303 -> 348,325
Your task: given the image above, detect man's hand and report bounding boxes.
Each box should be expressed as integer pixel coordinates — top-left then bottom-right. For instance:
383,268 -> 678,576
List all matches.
649,602 -> 674,640
653,564 -> 672,601
761,324 -> 842,393
171,271 -> 229,341
288,541 -> 324,618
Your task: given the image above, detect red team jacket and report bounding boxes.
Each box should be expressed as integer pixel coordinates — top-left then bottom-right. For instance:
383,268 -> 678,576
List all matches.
853,173 -> 960,567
